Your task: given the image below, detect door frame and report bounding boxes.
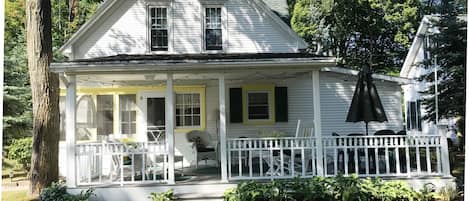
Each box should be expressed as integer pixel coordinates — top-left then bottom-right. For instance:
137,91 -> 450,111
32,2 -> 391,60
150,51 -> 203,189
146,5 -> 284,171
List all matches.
137,91 -> 167,142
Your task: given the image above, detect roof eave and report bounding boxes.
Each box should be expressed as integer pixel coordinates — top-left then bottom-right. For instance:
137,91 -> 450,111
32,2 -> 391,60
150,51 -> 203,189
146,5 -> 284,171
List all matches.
322,67 -> 411,84
51,58 -> 337,74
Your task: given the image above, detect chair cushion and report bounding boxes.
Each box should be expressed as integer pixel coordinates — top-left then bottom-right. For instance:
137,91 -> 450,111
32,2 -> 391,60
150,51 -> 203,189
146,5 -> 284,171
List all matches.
198,147 -> 215,152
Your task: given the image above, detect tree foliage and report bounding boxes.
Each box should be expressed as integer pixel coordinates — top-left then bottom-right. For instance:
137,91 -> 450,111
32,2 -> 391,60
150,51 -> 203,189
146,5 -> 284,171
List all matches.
420,0 -> 466,127
3,0 -> 101,146
291,0 -> 422,74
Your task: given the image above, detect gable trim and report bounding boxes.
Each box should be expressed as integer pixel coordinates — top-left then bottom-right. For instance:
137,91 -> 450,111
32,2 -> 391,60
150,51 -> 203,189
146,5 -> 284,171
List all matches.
59,0 -> 119,57
400,16 -> 431,78
247,0 -> 309,50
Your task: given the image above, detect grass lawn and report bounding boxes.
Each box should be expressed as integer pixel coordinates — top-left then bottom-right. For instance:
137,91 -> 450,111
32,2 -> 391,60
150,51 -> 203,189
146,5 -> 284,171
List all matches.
2,158 -> 28,182
2,190 -> 37,201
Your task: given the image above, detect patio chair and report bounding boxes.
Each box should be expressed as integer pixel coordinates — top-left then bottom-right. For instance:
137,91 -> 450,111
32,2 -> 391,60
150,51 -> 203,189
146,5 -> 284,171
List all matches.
373,129 -> 397,173
186,130 -> 218,168
265,120 -> 314,176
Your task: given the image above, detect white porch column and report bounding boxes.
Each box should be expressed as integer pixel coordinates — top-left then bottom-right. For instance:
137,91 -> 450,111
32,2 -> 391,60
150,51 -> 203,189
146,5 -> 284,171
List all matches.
438,124 -> 451,176
312,70 -> 324,176
165,73 -> 175,184
218,75 -> 228,182
65,75 -> 77,187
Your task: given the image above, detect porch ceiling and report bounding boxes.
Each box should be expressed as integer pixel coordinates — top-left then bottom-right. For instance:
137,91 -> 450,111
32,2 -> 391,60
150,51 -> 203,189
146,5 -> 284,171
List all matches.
67,70 -> 312,87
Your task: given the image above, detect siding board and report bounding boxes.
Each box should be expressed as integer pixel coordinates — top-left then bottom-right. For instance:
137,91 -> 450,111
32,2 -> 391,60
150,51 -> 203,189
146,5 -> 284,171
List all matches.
74,0 -> 301,59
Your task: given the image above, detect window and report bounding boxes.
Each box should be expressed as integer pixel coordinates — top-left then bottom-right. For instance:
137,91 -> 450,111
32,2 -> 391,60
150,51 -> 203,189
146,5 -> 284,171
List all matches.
97,95 -> 114,136
150,7 -> 168,51
176,93 -> 201,127
406,100 -> 422,131
205,7 -> 222,50
247,92 -> 270,120
76,95 -> 96,127
119,95 -> 137,135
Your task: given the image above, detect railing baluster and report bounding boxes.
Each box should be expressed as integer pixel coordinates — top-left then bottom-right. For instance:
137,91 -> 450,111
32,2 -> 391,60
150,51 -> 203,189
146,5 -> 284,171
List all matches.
426,138 -> 431,174
344,138 -> 349,175
416,137 -> 421,175
249,140 -> 253,178
395,137 -> 401,175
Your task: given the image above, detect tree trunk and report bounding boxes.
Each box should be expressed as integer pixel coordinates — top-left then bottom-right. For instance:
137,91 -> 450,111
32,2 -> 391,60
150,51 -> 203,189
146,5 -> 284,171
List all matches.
26,0 -> 60,195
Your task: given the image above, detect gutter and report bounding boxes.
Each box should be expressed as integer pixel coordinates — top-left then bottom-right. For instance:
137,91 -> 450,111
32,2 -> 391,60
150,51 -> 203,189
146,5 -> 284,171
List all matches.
51,58 -> 337,74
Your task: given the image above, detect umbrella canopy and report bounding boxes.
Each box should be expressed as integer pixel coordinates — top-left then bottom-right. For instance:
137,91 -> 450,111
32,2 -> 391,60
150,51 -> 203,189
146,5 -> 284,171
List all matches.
346,65 -> 388,135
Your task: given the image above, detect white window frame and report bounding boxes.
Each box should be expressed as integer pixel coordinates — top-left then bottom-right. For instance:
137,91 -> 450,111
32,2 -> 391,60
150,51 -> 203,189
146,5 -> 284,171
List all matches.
147,3 -> 172,53
119,94 -> 137,135
246,91 -> 272,121
175,92 -> 202,128
201,4 -> 227,53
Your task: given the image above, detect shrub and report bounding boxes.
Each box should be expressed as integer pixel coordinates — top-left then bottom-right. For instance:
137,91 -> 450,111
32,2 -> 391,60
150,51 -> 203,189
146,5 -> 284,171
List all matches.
7,137 -> 32,171
149,189 -> 176,201
40,182 -> 94,201
224,175 -> 434,201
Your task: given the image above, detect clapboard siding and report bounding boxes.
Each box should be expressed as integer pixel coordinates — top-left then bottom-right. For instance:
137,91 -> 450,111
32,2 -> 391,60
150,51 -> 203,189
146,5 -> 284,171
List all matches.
226,0 -> 298,53
73,0 -> 302,59
203,76 -> 315,138
319,72 -> 403,136
76,0 -> 147,59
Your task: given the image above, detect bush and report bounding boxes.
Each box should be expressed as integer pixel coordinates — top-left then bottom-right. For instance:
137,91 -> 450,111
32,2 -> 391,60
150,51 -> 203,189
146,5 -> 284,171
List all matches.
7,137 -> 32,171
40,182 -> 94,201
149,189 -> 176,201
224,175 -> 434,201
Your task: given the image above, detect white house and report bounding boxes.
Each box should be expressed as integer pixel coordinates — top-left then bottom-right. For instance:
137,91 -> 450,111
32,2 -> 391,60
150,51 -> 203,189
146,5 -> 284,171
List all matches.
400,15 -> 463,144
53,1 -> 454,200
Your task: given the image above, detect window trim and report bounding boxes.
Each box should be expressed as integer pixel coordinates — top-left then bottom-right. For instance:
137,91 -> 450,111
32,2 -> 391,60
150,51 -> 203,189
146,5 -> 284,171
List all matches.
147,4 -> 172,53
242,84 -> 275,125
118,94 -> 137,135
201,4 -> 226,53
175,92 -> 202,129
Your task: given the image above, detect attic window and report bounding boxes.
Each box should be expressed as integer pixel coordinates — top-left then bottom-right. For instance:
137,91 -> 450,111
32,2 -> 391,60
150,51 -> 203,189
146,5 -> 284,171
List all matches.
150,7 -> 168,51
205,7 -> 222,50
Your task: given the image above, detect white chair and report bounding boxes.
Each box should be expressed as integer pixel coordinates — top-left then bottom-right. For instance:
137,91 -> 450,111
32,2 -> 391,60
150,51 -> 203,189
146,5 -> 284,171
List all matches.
295,120 -> 315,138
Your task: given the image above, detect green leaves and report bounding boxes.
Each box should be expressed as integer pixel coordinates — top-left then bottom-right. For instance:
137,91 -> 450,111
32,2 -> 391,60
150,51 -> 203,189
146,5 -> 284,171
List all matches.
290,0 -> 422,73
223,175 -> 435,201
7,137 -> 32,171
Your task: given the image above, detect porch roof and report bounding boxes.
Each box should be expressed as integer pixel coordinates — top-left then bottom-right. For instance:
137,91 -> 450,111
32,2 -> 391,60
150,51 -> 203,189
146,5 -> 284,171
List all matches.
50,53 -> 336,74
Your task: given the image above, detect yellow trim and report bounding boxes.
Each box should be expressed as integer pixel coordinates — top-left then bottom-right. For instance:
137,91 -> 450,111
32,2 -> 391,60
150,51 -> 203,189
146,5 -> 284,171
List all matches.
60,85 -> 207,138
242,84 -> 275,125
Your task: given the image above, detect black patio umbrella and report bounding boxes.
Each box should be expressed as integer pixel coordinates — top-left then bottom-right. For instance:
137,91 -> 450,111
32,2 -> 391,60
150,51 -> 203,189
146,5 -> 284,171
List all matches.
346,65 -> 388,135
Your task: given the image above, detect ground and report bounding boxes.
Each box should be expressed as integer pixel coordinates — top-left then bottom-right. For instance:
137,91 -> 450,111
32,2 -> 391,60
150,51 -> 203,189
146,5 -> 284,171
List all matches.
2,158 -> 36,201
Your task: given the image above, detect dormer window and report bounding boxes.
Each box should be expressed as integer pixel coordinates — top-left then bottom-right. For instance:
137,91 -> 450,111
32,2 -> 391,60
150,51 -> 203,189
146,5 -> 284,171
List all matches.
150,7 -> 168,51
205,7 -> 222,50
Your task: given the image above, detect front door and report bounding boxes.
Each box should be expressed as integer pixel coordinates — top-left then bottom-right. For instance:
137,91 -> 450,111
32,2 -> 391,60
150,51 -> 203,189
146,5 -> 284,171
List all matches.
138,92 -> 166,142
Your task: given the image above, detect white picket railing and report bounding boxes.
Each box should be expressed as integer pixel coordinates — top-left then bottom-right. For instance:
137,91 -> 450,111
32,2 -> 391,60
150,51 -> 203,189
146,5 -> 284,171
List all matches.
75,141 -> 168,186
227,137 -> 318,180
322,135 -> 444,177
227,134 -> 449,180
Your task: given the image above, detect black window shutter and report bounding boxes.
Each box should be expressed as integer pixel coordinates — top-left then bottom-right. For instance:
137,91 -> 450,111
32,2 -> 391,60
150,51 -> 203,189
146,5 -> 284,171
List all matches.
229,88 -> 243,123
275,87 -> 288,122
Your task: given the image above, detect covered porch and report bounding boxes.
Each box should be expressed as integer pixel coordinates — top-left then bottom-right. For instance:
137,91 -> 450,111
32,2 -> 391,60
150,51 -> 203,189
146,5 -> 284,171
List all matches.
52,55 -> 451,188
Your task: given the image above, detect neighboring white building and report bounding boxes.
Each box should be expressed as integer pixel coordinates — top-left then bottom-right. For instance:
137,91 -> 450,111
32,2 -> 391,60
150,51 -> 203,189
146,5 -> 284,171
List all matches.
400,15 -> 462,143
53,2 -> 453,200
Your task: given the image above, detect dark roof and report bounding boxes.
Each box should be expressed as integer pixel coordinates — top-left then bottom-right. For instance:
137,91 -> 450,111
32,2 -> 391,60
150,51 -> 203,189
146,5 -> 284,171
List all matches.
68,53 -> 326,63
263,0 -> 290,24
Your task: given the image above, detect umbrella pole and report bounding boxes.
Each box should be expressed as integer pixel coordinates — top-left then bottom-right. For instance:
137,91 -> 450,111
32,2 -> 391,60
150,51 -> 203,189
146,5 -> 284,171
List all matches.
366,122 -> 369,135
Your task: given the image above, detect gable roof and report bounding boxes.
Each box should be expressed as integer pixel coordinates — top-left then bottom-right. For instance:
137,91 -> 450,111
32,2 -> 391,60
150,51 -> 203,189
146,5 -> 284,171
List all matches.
59,0 -> 308,57
400,15 -> 467,78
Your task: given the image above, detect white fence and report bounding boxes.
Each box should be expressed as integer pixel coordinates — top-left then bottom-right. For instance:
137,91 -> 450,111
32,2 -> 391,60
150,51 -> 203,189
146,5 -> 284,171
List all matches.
75,141 -> 168,186
227,134 -> 450,180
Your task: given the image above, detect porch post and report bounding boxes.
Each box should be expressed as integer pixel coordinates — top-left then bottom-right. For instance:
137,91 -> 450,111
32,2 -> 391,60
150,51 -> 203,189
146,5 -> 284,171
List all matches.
65,74 -> 77,187
218,75 -> 228,182
312,70 -> 324,176
166,73 -> 175,184
438,124 -> 451,176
